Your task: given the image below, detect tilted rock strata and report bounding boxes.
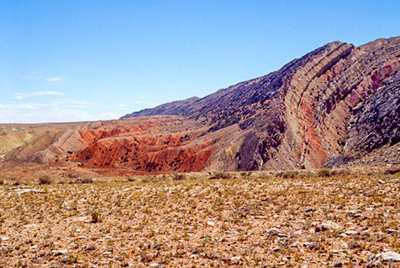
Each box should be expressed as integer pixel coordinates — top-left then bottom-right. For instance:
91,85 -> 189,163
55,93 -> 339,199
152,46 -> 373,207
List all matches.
2,36 -> 400,171
122,36 -> 400,170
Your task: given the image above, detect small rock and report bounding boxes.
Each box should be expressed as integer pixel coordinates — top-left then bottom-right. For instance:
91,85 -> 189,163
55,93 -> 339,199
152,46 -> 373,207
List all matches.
53,249 -> 68,255
0,237 -> 9,241
345,230 -> 359,236
265,228 -> 288,237
377,251 -> 400,262
315,221 -> 340,232
350,241 -> 361,249
16,189 -> 44,194
303,242 -> 316,250
86,245 -> 96,251
207,221 -> 215,226
191,248 -> 204,254
334,262 -> 343,267
366,260 -> 381,267
378,179 -> 385,184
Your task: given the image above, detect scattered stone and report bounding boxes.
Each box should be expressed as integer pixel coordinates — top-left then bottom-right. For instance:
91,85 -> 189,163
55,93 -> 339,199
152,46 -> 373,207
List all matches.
52,249 -> 68,256
15,189 -> 44,194
86,245 -> 96,251
349,241 -> 361,249
265,228 -> 288,237
303,242 -> 316,250
377,251 -> 400,262
333,262 -> 343,267
345,230 -> 359,236
315,221 -> 340,232
191,248 -> 204,254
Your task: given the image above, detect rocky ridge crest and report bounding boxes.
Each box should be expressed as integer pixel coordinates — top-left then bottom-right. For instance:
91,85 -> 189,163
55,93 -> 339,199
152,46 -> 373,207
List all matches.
2,36 -> 400,172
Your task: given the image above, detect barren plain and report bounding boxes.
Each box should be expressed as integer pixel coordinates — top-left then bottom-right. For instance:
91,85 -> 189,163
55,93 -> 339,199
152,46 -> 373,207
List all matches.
1,162 -> 400,267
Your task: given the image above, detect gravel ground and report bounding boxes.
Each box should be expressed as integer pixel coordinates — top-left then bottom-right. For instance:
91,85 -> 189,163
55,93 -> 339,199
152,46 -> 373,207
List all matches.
0,167 -> 400,267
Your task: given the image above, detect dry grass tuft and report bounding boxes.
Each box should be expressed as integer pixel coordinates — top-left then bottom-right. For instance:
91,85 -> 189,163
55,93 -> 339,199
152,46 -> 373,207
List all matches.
38,175 -> 52,185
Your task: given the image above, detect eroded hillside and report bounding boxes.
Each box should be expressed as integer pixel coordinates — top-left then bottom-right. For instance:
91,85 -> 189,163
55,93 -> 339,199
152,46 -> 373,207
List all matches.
2,36 -> 400,172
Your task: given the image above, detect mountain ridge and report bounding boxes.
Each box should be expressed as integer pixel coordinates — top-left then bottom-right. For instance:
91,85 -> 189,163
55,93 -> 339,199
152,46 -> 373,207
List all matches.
2,36 -> 400,172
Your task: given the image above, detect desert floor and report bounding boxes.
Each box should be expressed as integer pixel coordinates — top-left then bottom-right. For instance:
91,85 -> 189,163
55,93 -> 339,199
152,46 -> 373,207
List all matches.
0,163 -> 400,267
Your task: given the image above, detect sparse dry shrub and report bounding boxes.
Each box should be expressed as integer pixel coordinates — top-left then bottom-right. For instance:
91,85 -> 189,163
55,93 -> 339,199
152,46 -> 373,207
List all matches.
91,211 -> 103,223
140,176 -> 152,183
209,172 -> 233,180
384,168 -> 400,175
173,173 -> 187,181
316,169 -> 332,177
0,179 -> 3,185
297,171 -> 313,178
127,176 -> 135,182
331,169 -> 351,176
76,177 -> 94,184
38,175 -> 52,185
281,171 -> 298,179
67,178 -> 93,184
65,172 -> 79,179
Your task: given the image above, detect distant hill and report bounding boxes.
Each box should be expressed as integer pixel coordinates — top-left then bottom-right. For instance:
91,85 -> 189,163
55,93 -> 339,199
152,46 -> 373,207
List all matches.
2,36 -> 400,172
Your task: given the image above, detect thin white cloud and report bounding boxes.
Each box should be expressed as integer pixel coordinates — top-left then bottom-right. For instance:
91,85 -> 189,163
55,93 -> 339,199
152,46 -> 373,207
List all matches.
15,91 -> 65,99
46,77 -> 62,82
0,103 -> 36,109
33,91 -> 65,96
24,75 -> 42,79
53,100 -> 95,108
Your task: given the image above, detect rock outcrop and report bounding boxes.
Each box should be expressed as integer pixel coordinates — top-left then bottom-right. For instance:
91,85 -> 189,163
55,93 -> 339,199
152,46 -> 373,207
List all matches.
2,36 -> 400,172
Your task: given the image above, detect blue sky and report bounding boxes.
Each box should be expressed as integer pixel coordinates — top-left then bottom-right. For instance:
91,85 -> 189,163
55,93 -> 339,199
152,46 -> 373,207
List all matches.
1,0 -> 399,123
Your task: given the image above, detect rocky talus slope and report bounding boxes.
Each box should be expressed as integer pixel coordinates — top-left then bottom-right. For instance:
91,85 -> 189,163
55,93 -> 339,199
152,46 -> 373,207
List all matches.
2,36 -> 400,172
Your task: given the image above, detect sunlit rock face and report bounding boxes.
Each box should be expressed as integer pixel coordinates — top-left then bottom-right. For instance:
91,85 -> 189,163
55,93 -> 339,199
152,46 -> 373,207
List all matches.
2,36 -> 400,171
